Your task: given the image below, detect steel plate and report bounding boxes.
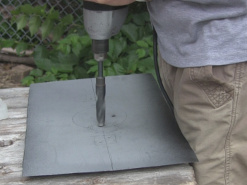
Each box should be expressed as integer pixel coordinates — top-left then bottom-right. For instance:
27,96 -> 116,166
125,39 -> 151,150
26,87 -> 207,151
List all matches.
23,74 -> 197,177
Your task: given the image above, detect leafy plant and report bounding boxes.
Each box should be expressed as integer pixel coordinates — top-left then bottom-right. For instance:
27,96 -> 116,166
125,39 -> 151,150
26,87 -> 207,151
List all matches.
1,2 -> 155,86
11,4 -> 74,41
86,8 -> 155,77
0,4 -> 91,85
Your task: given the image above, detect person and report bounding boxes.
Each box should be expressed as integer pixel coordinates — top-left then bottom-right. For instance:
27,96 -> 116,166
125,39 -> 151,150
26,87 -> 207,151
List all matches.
85,1 -> 247,184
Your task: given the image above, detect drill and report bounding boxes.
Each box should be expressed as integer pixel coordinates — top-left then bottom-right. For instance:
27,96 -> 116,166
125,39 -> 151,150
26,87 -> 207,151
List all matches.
83,1 -> 128,127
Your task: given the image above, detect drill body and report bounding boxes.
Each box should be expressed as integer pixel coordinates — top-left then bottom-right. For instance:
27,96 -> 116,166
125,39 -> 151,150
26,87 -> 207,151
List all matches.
83,1 -> 128,126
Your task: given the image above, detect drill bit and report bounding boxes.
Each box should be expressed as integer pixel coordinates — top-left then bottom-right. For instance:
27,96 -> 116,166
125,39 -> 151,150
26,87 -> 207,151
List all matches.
83,1 -> 129,126
96,60 -> 105,127
92,41 -> 107,127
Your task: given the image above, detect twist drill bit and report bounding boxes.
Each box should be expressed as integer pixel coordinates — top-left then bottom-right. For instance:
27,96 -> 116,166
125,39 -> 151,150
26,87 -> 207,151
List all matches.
96,60 -> 105,127
93,43 -> 107,127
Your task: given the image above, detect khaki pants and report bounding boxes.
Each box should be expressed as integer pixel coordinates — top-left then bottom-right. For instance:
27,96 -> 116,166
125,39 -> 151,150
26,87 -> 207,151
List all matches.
158,56 -> 247,185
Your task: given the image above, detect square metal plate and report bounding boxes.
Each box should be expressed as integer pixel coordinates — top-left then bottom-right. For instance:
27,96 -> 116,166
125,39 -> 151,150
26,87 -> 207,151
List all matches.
23,74 -> 197,177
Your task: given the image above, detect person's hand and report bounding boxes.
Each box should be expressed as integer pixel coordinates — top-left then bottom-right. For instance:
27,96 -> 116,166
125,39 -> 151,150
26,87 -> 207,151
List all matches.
84,0 -> 136,6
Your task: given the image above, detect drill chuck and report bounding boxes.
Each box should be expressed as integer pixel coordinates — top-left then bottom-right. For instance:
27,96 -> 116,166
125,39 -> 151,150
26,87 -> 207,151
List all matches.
83,1 -> 128,40
92,40 -> 109,55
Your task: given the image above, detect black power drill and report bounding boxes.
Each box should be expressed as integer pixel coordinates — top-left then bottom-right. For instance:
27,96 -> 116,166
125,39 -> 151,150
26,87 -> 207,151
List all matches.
83,1 -> 128,127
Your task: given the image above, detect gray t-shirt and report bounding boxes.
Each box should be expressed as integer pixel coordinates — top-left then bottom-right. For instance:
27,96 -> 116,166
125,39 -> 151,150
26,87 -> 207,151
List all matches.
147,0 -> 247,68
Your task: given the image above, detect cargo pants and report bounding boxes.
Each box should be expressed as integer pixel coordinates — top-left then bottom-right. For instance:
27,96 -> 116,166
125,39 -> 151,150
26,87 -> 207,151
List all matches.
158,56 -> 247,185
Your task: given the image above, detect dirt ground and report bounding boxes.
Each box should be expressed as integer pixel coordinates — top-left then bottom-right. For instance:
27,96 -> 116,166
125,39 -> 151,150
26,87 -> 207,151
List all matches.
0,63 -> 26,89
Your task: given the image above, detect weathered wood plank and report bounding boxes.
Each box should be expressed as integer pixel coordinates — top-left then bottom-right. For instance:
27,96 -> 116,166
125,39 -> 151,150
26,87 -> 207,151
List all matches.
0,87 -> 197,185
0,118 -> 26,135
0,134 -> 24,147
0,164 -> 196,185
7,108 -> 27,119
0,88 -> 29,100
4,97 -> 28,109
0,87 -> 29,109
0,134 -> 24,165
0,118 -> 26,126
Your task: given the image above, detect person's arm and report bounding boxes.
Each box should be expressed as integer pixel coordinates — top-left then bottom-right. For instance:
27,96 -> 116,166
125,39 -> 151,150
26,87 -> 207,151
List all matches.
84,0 -> 136,6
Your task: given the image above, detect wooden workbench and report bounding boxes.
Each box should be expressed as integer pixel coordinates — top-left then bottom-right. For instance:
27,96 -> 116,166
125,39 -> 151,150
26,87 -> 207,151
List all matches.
0,87 -> 197,185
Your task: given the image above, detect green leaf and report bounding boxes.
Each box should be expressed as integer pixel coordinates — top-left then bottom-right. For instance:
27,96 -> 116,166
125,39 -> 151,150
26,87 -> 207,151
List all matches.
33,5 -> 47,16
148,47 -> 154,57
118,51 -> 139,74
72,43 -> 82,57
35,73 -> 57,83
11,8 -> 21,16
33,47 -> 77,73
143,12 -> 151,22
127,61 -> 138,74
125,14 -> 133,24
57,52 -> 79,65
47,8 -> 59,20
113,63 -> 125,75
33,45 -> 49,59
21,76 -> 34,86
145,68 -> 156,78
61,14 -> 73,26
57,43 -> 71,54
65,45 -> 72,54
132,13 -> 147,26
143,36 -> 153,47
136,48 -> 146,59
70,35 -> 82,56
34,58 -> 52,72
86,59 -> 97,66
103,59 -> 111,67
29,16 -> 41,36
126,50 -> 139,62
20,4 -> 33,14
58,73 -> 69,80
17,14 -> 28,30
137,57 -> 154,73
35,58 -> 74,73
74,66 -> 88,79
15,42 -> 29,55
87,65 -> 98,74
0,39 -> 16,48
30,68 -> 43,77
58,37 -> 72,45
51,68 -> 58,75
52,24 -> 65,42
41,18 -> 54,39
137,26 -> 145,40
121,23 -> 139,42
79,35 -> 91,47
105,67 -> 116,76
136,40 -> 149,48
65,34 -> 79,42
68,74 -> 76,80
108,38 -> 127,60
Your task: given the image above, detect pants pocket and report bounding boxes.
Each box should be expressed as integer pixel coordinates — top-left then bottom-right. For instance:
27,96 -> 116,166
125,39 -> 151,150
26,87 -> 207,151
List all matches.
190,65 -> 234,108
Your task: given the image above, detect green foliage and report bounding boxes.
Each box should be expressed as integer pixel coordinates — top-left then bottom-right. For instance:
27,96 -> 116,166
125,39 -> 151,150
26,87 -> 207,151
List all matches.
86,3 -> 155,78
1,2 -> 155,86
11,4 -> 74,41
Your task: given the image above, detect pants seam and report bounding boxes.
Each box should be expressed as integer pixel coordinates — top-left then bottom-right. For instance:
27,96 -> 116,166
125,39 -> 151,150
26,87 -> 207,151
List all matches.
225,62 -> 244,185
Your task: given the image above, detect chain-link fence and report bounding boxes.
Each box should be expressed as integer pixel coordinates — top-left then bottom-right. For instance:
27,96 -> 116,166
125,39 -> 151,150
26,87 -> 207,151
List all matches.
0,0 -> 84,43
